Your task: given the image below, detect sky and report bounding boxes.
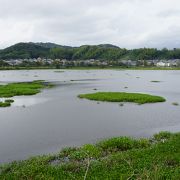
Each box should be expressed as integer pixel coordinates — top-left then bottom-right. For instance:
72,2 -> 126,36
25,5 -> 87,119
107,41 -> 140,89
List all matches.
0,0 -> 180,49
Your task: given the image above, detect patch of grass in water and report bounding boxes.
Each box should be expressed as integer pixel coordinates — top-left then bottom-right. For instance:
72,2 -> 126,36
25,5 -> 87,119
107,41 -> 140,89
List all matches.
5,99 -> 14,103
0,132 -> 180,179
0,99 -> 14,107
172,102 -> 179,106
78,92 -> 166,104
151,80 -> 161,83
0,101 -> 11,107
0,80 -> 52,98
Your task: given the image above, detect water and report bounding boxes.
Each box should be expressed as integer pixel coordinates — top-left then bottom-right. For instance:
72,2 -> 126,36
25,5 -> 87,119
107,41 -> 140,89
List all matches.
0,69 -> 180,163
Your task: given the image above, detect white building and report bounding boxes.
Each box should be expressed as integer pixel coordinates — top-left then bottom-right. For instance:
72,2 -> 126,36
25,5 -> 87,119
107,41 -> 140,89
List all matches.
156,61 -> 170,67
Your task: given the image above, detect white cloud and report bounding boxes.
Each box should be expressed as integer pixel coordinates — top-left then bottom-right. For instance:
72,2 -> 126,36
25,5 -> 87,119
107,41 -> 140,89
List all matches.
0,0 -> 180,49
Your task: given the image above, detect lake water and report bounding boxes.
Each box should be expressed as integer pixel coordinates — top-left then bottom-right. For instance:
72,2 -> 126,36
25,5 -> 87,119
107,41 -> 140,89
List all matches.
0,69 -> 180,163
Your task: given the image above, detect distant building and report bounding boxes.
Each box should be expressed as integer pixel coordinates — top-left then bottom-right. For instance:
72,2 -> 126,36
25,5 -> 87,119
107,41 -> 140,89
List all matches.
156,61 -> 168,67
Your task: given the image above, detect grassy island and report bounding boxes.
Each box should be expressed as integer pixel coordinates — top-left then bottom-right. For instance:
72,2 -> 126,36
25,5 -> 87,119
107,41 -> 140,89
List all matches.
0,132 -> 180,179
0,81 -> 52,107
78,92 -> 166,104
0,80 -> 52,98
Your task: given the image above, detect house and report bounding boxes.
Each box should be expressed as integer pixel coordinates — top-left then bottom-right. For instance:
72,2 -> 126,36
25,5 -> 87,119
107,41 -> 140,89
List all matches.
156,61 -> 167,67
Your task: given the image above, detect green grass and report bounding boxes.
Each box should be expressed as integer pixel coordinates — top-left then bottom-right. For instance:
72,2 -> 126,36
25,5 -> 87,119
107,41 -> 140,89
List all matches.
0,101 -> 11,107
78,92 -> 166,104
0,132 -> 180,179
5,99 -> 14,103
151,80 -> 161,83
0,80 -> 52,98
0,99 -> 14,107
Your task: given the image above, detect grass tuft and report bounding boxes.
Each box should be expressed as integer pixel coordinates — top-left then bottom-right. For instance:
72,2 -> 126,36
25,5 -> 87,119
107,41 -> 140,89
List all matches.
153,131 -> 172,141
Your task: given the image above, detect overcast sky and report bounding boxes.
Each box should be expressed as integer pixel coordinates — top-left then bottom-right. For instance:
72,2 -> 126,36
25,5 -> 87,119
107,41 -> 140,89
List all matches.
0,0 -> 180,49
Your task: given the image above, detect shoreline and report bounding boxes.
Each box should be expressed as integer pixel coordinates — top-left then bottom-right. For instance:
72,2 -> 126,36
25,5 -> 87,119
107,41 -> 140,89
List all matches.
0,66 -> 180,71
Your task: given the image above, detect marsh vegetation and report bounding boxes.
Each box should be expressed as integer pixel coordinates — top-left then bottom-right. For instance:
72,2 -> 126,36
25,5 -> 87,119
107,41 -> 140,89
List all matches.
0,80 -> 52,98
0,81 -> 52,107
0,132 -> 179,179
78,92 -> 166,104
151,80 -> 161,83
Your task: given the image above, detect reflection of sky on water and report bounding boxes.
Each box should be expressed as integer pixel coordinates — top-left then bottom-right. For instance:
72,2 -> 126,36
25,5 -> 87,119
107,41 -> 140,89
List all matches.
12,97 -> 49,107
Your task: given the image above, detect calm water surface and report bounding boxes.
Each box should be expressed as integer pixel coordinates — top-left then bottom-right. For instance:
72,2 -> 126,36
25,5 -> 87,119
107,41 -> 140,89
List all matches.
0,70 -> 180,163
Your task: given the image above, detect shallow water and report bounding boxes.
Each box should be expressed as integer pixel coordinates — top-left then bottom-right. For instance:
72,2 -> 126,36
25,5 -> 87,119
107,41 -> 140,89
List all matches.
0,69 -> 180,163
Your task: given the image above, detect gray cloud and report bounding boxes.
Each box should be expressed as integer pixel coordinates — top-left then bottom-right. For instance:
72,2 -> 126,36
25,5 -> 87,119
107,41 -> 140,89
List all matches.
0,0 -> 180,49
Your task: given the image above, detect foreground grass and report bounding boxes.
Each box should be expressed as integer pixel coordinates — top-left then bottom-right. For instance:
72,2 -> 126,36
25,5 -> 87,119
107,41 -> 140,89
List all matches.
78,92 -> 166,104
0,132 -> 179,179
0,80 -> 52,98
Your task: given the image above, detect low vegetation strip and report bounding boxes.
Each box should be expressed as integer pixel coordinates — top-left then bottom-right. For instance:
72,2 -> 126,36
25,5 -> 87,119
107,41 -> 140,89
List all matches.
0,132 -> 179,179
0,80 -> 52,98
78,92 -> 166,104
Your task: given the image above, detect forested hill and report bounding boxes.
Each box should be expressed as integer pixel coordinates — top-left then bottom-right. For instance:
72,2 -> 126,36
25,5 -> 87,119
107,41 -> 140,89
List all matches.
0,42 -> 180,60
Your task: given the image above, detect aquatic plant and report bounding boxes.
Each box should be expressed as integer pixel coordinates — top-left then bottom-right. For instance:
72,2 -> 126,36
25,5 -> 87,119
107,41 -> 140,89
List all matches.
78,92 -> 166,104
151,80 -> 161,83
0,80 -> 52,98
0,99 -> 14,107
0,101 -> 11,107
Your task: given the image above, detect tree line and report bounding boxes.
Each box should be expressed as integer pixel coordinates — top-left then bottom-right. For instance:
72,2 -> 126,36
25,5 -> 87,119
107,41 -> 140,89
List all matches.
1,43 -> 180,60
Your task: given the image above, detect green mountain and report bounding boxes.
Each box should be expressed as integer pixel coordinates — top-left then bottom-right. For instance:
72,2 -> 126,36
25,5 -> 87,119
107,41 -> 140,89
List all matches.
1,42 -> 180,60
34,42 -> 73,49
0,43 -> 49,59
97,44 -> 119,49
